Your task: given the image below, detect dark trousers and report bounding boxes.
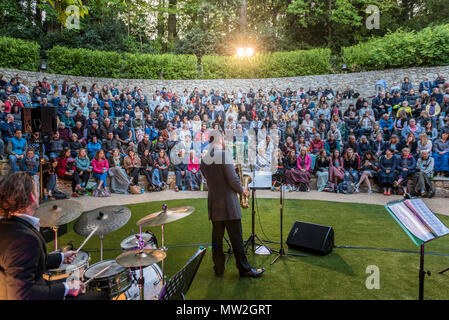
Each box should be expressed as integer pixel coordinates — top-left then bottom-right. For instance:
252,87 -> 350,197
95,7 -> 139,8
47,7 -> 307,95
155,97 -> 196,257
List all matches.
78,170 -> 90,186
212,219 -> 251,275
128,167 -> 140,185
63,172 -> 80,192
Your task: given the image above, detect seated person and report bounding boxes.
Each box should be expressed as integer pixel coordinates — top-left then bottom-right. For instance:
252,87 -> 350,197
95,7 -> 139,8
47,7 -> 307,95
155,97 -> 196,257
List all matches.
343,148 -> 360,183
174,149 -> 188,192
123,147 -> 142,186
114,119 -> 132,148
432,129 -> 449,177
56,148 -> 82,198
75,148 -> 92,189
107,148 -> 130,194
87,136 -> 102,159
154,149 -> 170,189
413,151 -> 435,197
140,149 -> 155,191
394,147 -> 416,195
355,150 -> 378,194
47,131 -> 65,158
7,129 -> 27,173
186,150 -> 201,191
20,148 -> 40,196
315,149 -> 330,192
92,149 -> 110,197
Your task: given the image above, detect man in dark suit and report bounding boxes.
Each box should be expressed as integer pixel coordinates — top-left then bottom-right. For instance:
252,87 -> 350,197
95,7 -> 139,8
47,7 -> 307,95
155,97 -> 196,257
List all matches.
0,172 -> 84,300
200,130 -> 264,278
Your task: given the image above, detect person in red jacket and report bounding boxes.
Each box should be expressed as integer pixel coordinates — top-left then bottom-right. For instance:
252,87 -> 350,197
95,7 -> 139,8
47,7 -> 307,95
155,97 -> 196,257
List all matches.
56,148 -> 82,198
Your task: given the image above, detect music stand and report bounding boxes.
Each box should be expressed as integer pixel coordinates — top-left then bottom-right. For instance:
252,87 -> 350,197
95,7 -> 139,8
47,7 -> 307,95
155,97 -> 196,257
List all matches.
386,197 -> 449,300
159,247 -> 207,300
243,171 -> 274,254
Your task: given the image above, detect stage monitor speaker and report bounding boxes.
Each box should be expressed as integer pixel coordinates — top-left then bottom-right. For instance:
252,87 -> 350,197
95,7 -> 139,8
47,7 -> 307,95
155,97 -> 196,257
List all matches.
286,221 -> 334,255
21,106 -> 58,133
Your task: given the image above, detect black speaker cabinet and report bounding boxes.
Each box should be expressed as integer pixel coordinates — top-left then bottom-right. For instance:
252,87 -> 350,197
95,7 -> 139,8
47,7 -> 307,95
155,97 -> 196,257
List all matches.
286,221 -> 334,255
21,106 -> 58,133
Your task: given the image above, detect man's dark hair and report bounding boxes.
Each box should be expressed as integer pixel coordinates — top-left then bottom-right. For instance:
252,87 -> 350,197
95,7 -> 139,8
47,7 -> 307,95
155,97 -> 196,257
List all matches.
0,172 -> 36,218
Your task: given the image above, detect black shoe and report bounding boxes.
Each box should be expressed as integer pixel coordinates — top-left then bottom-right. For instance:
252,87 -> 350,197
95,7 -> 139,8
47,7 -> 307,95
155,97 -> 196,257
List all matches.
214,266 -> 224,277
240,268 -> 265,278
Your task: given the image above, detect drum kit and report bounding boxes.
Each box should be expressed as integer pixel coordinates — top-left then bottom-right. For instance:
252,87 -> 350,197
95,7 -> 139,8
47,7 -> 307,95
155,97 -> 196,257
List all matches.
36,201 -> 195,300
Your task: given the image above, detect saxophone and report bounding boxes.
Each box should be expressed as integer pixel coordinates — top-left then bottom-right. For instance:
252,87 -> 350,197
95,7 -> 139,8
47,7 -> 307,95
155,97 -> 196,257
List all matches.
237,163 -> 252,208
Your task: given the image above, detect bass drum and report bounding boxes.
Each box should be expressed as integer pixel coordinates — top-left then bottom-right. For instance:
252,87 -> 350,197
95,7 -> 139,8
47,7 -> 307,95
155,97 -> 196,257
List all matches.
44,250 -> 90,282
115,264 -> 163,300
84,260 -> 132,298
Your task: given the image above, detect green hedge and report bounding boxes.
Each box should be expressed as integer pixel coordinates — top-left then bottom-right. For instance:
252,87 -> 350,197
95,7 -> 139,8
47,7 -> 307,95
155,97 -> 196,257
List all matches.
202,48 -> 331,79
342,24 -> 449,72
47,45 -> 330,79
0,36 -> 40,71
48,46 -> 197,79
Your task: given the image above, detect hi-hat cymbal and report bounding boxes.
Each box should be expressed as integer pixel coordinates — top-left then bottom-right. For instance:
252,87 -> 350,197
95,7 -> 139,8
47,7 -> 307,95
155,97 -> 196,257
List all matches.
116,249 -> 166,268
136,206 -> 195,227
74,206 -> 131,236
35,200 -> 83,228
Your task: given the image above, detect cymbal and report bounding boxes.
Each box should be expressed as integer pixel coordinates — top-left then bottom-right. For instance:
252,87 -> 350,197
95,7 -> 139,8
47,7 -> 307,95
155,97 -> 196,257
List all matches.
136,206 -> 195,227
74,206 -> 131,237
116,249 -> 166,268
35,200 -> 83,228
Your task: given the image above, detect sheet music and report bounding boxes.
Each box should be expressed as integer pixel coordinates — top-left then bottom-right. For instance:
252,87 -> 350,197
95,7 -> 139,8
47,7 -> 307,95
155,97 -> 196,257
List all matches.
248,171 -> 272,189
405,199 -> 449,238
388,202 -> 434,243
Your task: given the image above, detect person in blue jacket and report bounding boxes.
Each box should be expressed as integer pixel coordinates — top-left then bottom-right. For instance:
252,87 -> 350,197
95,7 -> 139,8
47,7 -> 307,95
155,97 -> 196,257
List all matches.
395,147 -> 416,195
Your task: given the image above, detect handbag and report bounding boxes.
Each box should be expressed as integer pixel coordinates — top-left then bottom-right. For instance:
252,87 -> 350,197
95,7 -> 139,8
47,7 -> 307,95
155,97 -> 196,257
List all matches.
129,185 -> 142,194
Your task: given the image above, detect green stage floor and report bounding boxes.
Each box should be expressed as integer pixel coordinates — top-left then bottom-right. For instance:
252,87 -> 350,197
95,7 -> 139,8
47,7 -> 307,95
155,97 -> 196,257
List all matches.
48,199 -> 449,300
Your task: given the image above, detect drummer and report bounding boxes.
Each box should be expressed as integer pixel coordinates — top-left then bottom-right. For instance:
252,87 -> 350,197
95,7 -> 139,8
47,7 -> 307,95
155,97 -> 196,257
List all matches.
0,172 -> 87,300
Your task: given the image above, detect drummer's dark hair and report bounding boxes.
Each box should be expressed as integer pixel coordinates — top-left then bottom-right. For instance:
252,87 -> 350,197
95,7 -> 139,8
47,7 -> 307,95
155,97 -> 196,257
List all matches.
0,172 -> 36,218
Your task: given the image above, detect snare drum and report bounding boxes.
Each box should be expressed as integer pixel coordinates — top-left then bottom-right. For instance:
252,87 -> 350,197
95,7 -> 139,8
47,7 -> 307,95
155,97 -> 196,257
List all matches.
84,260 -> 132,298
44,250 -> 90,282
116,264 -> 163,300
120,232 -> 158,252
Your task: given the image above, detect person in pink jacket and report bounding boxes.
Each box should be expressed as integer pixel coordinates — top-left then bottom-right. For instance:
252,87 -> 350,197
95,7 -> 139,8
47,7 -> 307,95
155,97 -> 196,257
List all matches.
91,149 -> 110,197
285,147 -> 312,191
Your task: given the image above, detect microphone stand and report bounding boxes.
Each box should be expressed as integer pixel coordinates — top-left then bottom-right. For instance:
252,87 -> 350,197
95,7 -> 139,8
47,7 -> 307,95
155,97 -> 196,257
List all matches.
271,183 -> 306,265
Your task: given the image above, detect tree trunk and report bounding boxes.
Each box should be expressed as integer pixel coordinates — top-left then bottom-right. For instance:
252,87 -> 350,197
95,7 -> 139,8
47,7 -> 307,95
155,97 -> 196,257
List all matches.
168,0 -> 177,45
240,0 -> 248,35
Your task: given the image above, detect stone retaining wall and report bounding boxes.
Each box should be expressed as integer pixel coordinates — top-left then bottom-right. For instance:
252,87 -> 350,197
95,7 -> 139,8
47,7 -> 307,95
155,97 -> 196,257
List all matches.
2,65 -> 449,98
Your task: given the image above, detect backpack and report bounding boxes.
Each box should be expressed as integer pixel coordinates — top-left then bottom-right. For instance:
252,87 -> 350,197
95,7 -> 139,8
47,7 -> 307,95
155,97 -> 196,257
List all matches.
52,190 -> 68,199
337,181 -> 355,194
323,181 -> 335,192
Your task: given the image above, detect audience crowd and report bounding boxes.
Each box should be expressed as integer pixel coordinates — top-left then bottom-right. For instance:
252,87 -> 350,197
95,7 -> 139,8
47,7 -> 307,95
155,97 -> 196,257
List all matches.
0,72 -> 448,200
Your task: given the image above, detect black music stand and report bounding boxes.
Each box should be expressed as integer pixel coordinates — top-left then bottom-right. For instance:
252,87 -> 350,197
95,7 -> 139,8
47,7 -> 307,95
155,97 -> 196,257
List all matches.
271,184 -> 307,265
159,247 -> 207,300
243,171 -> 274,254
386,197 -> 449,300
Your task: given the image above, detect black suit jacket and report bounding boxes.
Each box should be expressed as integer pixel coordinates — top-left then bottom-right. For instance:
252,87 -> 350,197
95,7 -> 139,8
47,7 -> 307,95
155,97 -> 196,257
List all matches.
0,217 -> 65,300
200,148 -> 243,222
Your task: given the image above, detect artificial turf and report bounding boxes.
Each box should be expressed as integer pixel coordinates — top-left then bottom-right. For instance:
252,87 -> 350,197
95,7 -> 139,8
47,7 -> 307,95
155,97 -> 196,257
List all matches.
48,198 -> 449,300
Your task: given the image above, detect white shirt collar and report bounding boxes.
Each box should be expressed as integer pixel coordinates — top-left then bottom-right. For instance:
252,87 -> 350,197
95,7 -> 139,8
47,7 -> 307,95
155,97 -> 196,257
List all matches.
13,213 -> 40,231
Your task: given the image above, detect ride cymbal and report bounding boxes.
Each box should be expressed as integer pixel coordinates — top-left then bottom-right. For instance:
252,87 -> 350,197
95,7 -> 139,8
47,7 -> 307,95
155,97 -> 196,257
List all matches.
35,200 -> 83,228
116,249 -> 166,268
74,206 -> 131,236
136,206 -> 195,227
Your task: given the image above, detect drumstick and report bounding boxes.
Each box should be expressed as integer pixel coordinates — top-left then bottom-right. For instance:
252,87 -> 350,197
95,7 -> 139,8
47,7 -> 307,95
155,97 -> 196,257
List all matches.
76,226 -> 99,254
83,264 -> 113,286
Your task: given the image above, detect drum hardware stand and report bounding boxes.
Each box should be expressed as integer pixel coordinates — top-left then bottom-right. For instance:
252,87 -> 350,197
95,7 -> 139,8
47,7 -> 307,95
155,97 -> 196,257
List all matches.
160,204 -> 168,286
100,234 -> 104,261
51,226 -> 59,251
271,184 -> 307,265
